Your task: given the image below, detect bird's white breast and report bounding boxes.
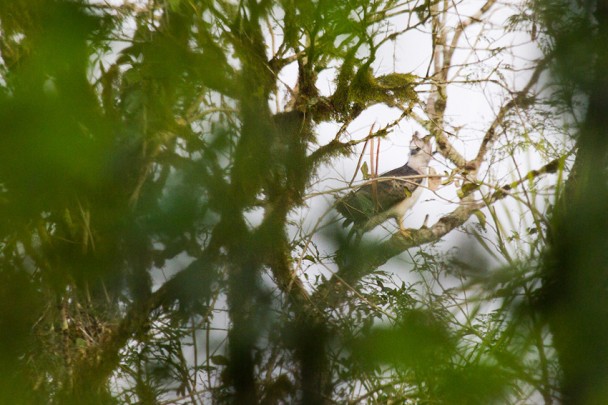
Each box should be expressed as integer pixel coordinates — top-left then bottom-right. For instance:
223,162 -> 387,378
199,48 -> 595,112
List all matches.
386,178 -> 425,219
361,174 -> 427,232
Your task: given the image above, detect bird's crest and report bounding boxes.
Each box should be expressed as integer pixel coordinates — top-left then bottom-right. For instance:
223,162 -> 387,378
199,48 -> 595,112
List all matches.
407,132 -> 433,172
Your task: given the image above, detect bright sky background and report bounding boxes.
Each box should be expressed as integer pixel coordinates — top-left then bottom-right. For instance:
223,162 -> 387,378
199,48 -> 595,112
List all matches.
278,2 -> 551,285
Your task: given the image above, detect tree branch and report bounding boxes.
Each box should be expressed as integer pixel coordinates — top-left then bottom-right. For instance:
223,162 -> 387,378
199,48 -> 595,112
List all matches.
471,56 -> 550,172
318,155 -> 564,307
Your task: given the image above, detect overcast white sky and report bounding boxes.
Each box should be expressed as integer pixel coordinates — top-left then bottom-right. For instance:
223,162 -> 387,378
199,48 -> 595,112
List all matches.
272,2 -> 552,287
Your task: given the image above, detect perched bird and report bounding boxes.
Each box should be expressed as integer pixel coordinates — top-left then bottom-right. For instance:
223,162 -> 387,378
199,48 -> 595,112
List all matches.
336,133 -> 433,239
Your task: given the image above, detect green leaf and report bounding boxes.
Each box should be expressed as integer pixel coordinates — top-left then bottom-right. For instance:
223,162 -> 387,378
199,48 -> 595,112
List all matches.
441,170 -> 457,186
361,161 -> 370,179
303,255 -> 316,263
168,0 -> 182,10
458,182 -> 480,199
473,210 -> 487,230
76,338 -> 87,349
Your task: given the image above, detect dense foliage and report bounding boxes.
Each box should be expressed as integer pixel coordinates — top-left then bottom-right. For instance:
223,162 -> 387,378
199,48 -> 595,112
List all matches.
0,0 -> 603,404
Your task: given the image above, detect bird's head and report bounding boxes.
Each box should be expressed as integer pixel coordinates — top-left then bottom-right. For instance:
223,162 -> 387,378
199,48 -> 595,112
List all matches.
408,132 -> 433,170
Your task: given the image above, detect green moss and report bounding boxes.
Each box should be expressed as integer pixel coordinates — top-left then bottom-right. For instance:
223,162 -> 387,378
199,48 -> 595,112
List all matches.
333,64 -> 418,119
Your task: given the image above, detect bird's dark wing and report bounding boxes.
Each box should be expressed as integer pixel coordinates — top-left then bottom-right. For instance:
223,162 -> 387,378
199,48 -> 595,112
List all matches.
336,165 -> 422,227
379,164 -> 419,178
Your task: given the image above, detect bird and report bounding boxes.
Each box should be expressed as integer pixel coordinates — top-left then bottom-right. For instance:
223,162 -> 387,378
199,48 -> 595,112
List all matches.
336,133 -> 433,240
